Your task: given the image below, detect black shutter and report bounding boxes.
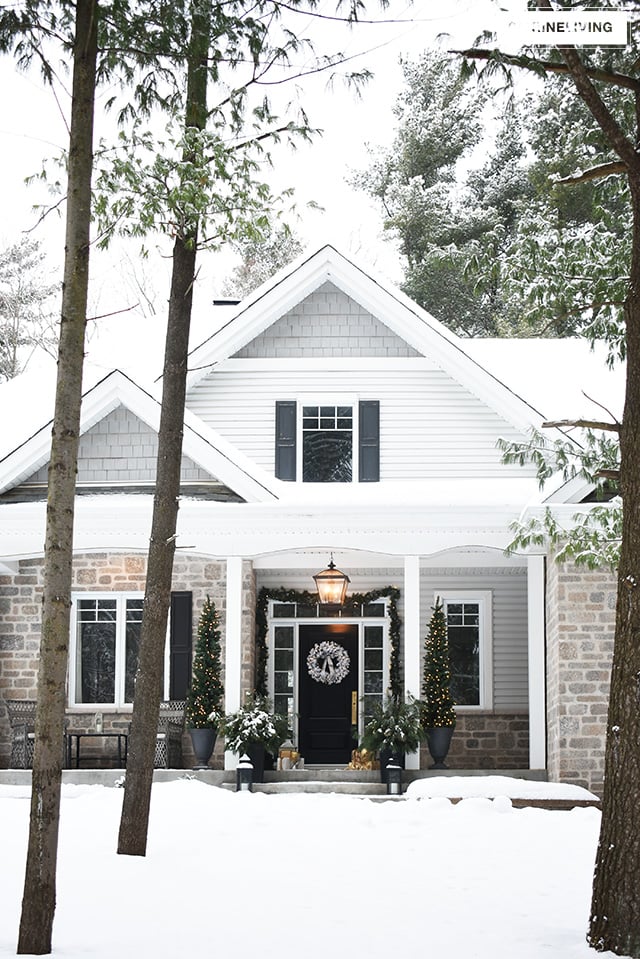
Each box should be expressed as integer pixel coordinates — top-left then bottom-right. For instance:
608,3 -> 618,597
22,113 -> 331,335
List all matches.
275,401 -> 297,481
359,400 -> 380,482
169,591 -> 192,700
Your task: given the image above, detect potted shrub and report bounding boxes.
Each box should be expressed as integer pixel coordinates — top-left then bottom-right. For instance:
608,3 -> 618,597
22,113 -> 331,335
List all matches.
360,694 -> 424,782
421,598 -> 456,768
220,694 -> 288,782
185,596 -> 224,769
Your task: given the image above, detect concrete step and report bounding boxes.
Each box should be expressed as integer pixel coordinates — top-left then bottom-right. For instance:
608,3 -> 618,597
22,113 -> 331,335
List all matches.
222,779 -> 389,795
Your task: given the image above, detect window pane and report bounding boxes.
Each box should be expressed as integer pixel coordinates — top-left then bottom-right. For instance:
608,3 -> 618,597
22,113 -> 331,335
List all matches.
273,603 -> 296,618
448,625 -> 480,706
364,626 -> 384,648
124,600 -> 143,703
275,672 -> 293,693
303,431 -> 352,482
274,649 -> 293,671
77,621 -> 116,704
364,673 -> 383,694
364,648 -> 383,671
274,626 -> 294,648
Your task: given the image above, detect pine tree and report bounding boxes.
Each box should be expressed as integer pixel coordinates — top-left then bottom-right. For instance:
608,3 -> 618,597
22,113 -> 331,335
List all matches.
185,596 -> 224,729
421,599 -> 456,729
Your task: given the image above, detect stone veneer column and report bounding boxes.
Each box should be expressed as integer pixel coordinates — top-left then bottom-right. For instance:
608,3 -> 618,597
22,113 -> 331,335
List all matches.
545,553 -> 616,796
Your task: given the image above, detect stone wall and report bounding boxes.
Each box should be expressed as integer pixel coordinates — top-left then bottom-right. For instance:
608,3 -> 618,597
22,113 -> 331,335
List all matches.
0,552 -> 257,769
546,555 -> 616,797
420,713 -> 529,770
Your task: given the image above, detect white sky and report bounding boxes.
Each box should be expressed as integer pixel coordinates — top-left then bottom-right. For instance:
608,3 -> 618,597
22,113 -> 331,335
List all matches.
0,777 -> 608,959
0,0 -> 503,379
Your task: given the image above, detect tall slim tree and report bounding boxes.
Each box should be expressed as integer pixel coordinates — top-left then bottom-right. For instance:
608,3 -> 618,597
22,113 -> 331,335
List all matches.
1,0 -> 194,949
117,0 -> 213,856
15,2 -> 97,952
462,3 -> 640,953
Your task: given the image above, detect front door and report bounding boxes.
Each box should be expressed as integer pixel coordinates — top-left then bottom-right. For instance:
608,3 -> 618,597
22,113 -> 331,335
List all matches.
298,623 -> 358,765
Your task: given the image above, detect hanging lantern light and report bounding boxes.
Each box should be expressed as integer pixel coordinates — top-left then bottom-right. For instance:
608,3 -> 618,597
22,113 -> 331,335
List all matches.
313,555 -> 350,606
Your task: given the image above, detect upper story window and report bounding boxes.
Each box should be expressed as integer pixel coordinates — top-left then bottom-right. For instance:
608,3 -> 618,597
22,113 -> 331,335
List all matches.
302,405 -> 353,482
275,399 -> 379,483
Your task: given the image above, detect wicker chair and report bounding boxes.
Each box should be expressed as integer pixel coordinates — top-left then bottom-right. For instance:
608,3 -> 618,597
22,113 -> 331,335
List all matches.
155,701 -> 185,768
6,700 -> 37,768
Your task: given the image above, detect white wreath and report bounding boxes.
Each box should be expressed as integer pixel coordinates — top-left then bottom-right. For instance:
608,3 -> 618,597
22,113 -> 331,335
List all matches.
307,641 -> 350,685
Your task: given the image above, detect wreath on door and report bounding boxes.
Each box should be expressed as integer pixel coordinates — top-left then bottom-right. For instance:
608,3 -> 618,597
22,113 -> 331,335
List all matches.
307,641 -> 350,685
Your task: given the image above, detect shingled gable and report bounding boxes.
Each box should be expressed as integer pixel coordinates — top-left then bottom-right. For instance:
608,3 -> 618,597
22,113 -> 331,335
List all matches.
186,243 -> 550,438
0,369 -> 278,503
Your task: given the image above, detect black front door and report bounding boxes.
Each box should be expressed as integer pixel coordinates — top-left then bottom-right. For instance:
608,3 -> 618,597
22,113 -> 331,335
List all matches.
298,624 -> 358,765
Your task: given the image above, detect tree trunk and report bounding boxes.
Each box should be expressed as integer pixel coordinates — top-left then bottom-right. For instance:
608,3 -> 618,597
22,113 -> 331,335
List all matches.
117,0 -> 211,858
588,176 -> 640,957
17,1 -> 97,953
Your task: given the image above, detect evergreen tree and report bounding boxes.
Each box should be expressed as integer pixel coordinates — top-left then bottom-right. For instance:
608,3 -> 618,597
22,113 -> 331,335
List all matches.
222,224 -> 304,300
421,599 -> 456,729
185,596 -> 224,728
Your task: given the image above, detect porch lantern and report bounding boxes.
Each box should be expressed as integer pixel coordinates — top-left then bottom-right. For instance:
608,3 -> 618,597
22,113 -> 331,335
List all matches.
385,762 -> 403,796
236,754 -> 254,792
313,556 -> 350,606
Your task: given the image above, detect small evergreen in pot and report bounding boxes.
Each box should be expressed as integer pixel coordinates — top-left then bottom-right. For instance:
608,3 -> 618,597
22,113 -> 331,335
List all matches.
360,694 -> 424,781
220,694 -> 287,781
421,598 -> 456,768
186,596 -> 225,768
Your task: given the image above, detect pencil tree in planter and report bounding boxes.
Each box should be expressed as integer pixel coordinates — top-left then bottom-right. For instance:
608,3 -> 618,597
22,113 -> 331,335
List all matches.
421,598 -> 456,768
185,596 -> 224,768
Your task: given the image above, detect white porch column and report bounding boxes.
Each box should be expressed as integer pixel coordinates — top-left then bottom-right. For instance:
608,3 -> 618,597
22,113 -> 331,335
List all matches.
224,556 -> 243,770
527,554 -> 546,770
403,555 -> 421,770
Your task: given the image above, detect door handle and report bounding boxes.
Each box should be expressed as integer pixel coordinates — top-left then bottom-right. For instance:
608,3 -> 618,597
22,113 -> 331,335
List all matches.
351,690 -> 357,725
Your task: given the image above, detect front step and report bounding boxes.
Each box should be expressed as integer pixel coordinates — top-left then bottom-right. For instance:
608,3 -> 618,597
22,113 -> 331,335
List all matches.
223,779 -> 388,795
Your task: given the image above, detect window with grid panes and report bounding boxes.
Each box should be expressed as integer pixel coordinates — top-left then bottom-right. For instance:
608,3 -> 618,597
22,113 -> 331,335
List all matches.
71,595 -> 143,706
363,625 -> 384,721
273,625 -> 295,733
445,601 -> 481,706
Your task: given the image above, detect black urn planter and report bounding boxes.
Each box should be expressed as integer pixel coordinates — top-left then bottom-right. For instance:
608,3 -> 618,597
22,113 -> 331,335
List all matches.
246,743 -> 266,783
379,748 -> 405,784
427,727 -> 454,769
189,728 -> 217,770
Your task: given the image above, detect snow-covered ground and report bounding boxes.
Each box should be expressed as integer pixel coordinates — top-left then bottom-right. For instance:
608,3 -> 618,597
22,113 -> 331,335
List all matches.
0,776 -> 624,959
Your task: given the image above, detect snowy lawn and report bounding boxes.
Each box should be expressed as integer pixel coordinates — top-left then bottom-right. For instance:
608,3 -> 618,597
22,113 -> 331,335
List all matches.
0,778 -> 622,959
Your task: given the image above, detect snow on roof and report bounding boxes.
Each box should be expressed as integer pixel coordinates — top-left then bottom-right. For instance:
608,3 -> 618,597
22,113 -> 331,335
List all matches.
466,338 -> 624,424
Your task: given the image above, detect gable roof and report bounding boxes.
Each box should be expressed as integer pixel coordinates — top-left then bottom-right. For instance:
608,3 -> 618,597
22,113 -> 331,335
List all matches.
186,244 -> 550,436
0,370 -> 278,503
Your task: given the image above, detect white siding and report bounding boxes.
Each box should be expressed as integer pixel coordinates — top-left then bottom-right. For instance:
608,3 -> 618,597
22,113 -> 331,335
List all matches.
187,367 -> 537,479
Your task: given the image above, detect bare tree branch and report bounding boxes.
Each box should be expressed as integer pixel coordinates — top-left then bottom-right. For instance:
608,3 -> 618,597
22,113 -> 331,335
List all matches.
542,418 -> 621,432
454,47 -> 640,93
556,160 -> 627,184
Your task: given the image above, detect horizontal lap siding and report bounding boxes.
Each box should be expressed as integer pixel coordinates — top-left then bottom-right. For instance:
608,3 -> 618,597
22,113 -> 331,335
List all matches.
187,369 -> 535,479
419,568 -> 529,712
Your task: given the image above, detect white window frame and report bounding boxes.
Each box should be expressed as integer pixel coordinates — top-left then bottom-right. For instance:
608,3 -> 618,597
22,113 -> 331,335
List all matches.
297,394 -> 359,484
437,590 -> 493,712
69,591 -> 167,709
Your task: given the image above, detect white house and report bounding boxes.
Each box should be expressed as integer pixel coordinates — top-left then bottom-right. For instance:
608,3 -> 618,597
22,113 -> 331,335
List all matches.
0,244 -> 622,793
